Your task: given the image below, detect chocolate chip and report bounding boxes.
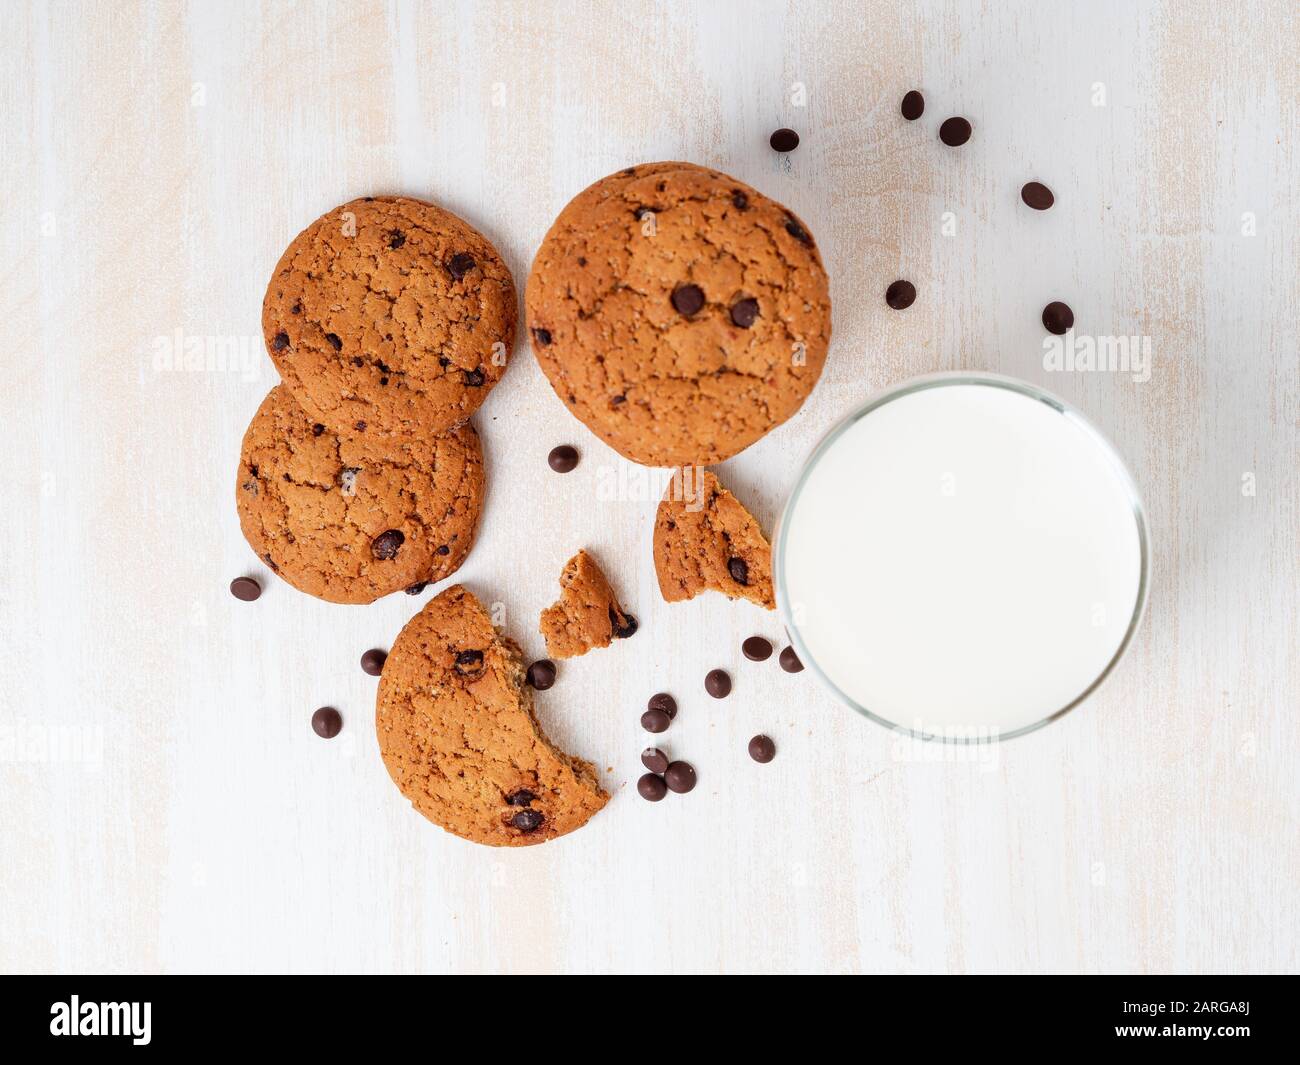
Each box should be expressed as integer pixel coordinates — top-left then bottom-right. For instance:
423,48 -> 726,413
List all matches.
641,708 -> 671,734
311,707 -> 342,739
664,761 -> 697,794
272,331 -> 289,351
637,773 -> 668,802
311,423 -> 325,436
548,445 -> 579,473
610,394 -> 626,405
463,368 -> 485,386
360,648 -> 386,676
939,116 -> 972,146
731,190 -> 748,210
511,808 -> 544,832
748,734 -> 776,763
291,302 -> 302,314
730,298 -> 759,328
671,283 -> 705,317
526,659 -> 556,690
533,327 -> 552,346
610,608 -> 638,639
505,789 -> 536,807
389,230 -> 406,249
779,645 -> 804,673
769,127 -> 800,152
705,669 -> 731,699
354,420 -> 366,432
742,636 -> 773,661
1042,301 -> 1074,335
901,90 -> 925,121
435,544 -> 449,555
229,576 -> 261,602
351,356 -> 364,367
1021,181 -> 1054,210
370,529 -> 404,560
454,649 -> 485,675
325,332 -> 342,351
886,280 -> 916,310
784,217 -> 812,245
648,692 -> 677,719
641,747 -> 669,774
447,252 -> 476,279
405,582 -> 427,595
727,557 -> 749,585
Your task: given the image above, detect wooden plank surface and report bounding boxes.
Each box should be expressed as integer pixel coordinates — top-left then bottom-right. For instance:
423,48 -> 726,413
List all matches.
1,0 -> 1296,974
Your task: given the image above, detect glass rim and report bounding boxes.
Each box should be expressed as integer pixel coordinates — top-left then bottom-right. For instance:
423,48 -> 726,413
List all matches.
773,371 -> 1151,744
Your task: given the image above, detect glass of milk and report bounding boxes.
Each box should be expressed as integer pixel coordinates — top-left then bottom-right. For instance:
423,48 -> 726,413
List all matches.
774,373 -> 1149,742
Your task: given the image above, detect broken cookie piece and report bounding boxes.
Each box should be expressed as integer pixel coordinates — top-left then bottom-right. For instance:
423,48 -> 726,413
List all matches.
653,467 -> 775,609
540,550 -> 638,659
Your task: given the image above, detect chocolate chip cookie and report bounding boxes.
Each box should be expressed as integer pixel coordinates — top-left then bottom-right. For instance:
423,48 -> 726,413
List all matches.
263,196 -> 517,439
525,162 -> 832,466
236,385 -> 483,604
539,550 -> 638,658
654,467 -> 774,609
376,584 -> 609,846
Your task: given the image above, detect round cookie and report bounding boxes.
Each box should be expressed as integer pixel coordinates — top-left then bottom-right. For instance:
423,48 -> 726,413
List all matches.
236,385 -> 483,604
525,162 -> 832,467
263,196 -> 517,439
376,584 -> 609,846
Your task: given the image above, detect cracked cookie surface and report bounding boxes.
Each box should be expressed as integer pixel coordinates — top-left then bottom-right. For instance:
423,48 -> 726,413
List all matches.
376,584 -> 608,846
263,196 -> 517,439
236,385 -> 483,604
539,550 -> 638,658
525,162 -> 831,467
654,468 -> 774,609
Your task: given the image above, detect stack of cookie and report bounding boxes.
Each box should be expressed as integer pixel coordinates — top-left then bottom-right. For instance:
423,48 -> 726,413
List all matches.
236,196 -> 517,604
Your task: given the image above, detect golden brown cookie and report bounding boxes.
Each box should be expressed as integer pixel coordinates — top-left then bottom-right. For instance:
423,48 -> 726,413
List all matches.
263,196 -> 517,439
236,385 -> 483,604
525,162 -> 831,467
376,584 -> 608,846
539,550 -> 638,658
654,467 -> 774,609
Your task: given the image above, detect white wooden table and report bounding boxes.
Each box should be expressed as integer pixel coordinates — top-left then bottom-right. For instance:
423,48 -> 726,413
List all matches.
2,0 -> 1296,974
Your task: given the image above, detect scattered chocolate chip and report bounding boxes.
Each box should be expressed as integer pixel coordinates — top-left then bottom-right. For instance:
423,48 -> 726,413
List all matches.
505,789 -> 536,806
351,356 -> 364,367
633,205 -> 656,220
446,252 -> 476,279
664,761 -> 697,794
526,659 -> 556,690
784,217 -> 812,245
389,230 -> 406,249
671,283 -> 705,317
533,327 -> 552,346
610,608 -> 638,639
354,420 -> 366,432
769,127 -> 800,152
435,544 -> 450,555
360,648 -> 387,676
1042,301 -> 1075,335
729,298 -> 759,328
748,734 -> 776,763
610,394 -> 626,405
511,808 -> 544,832
727,557 -> 749,585
272,331 -> 289,351
901,90 -> 925,121
325,332 -> 342,351
1021,181 -> 1054,210
404,582 -> 427,595
705,669 -> 732,699
742,636 -> 773,661
311,707 -> 342,739
641,708 -> 671,734
379,376 -> 389,386
886,279 -> 917,310
548,445 -> 579,473
641,747 -> 669,774
370,529 -> 404,560
638,773 -> 668,802
311,423 -> 325,436
779,645 -> 804,673
229,576 -> 262,602
648,693 -> 677,719
291,302 -> 302,314
438,356 -> 450,368
463,368 -> 485,387
454,649 -> 485,675
939,116 -> 972,146
731,190 -> 749,210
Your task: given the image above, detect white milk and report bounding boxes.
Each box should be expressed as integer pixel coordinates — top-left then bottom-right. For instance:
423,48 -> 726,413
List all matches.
777,377 -> 1146,739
